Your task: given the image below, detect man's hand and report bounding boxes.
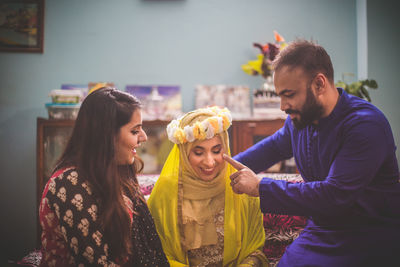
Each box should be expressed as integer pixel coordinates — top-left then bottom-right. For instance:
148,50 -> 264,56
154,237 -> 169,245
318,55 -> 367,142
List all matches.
223,154 -> 261,197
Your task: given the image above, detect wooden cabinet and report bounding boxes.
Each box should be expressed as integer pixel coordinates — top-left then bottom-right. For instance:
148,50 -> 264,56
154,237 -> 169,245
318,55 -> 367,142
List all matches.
36,118 -> 74,212
230,119 -> 286,172
230,119 -> 285,156
36,118 -> 74,244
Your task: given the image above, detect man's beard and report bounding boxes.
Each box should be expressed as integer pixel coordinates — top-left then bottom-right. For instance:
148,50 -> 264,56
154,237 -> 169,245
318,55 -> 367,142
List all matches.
285,87 -> 324,129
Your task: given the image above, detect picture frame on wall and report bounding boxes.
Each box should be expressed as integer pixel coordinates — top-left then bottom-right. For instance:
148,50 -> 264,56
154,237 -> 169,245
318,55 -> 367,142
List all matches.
195,85 -> 251,119
125,85 -> 182,120
0,0 -> 45,53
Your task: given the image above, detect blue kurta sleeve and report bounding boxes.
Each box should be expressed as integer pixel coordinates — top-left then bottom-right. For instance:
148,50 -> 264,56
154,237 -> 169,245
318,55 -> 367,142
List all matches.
234,117 -> 293,173
259,119 -> 391,217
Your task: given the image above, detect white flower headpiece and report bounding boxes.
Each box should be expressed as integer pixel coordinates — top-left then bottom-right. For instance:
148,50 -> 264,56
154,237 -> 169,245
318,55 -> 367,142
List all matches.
167,106 -> 232,144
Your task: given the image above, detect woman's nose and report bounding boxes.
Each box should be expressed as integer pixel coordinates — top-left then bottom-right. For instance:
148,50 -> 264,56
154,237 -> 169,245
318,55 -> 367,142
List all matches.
140,129 -> 148,142
203,153 -> 215,167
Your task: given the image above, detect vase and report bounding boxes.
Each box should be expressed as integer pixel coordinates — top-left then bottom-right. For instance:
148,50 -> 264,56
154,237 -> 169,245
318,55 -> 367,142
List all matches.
253,75 -> 284,118
262,76 -> 276,97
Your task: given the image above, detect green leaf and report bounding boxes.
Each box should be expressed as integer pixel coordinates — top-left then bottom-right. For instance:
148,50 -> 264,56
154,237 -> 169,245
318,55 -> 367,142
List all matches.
360,86 -> 371,102
335,81 -> 347,89
361,79 -> 378,89
336,76 -> 377,101
350,81 -> 362,91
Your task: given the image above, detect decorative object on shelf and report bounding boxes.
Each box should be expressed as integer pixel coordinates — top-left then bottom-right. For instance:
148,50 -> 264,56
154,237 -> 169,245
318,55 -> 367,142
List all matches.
125,85 -> 182,120
61,84 -> 89,98
49,89 -> 83,104
88,82 -> 115,95
45,88 -> 83,119
241,30 -> 287,79
195,84 -> 251,119
45,103 -> 80,120
253,76 -> 286,119
241,31 -> 288,119
336,76 -> 378,102
0,0 -> 45,53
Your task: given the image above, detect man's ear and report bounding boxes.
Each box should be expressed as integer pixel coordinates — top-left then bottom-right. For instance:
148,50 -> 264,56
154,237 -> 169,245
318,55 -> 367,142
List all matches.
313,73 -> 327,95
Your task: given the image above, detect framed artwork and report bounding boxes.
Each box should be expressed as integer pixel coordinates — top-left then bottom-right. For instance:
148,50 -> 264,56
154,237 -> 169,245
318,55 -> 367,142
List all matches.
0,0 -> 45,53
195,85 -> 251,119
126,85 -> 182,120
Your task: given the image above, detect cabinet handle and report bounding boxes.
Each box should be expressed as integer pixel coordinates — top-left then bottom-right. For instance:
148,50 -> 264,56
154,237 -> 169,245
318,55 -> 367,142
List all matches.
248,123 -> 257,128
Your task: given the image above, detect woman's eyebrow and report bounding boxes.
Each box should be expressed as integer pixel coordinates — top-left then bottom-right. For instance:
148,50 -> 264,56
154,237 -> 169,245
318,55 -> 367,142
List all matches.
131,123 -> 142,129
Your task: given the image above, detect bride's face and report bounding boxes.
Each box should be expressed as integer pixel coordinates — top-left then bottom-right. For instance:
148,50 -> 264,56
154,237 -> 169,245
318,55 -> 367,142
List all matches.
188,136 -> 225,181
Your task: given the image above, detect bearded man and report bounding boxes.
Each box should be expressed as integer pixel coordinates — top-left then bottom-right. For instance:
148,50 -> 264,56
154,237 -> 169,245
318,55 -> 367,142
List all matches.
225,40 -> 400,267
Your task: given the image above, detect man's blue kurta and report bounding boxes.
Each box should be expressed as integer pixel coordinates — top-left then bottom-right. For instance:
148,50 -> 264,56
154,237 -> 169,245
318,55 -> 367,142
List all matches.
234,88 -> 400,266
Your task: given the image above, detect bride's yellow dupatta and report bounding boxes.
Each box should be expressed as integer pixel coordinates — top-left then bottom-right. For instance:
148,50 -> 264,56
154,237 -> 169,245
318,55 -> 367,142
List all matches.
148,145 -> 267,266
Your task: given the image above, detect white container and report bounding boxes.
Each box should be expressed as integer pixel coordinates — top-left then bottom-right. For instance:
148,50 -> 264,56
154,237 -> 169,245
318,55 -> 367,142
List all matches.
45,103 -> 81,119
49,89 -> 83,104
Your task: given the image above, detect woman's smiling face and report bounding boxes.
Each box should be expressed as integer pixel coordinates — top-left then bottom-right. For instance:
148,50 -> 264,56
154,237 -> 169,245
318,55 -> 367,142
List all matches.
188,136 -> 225,181
115,109 -> 147,165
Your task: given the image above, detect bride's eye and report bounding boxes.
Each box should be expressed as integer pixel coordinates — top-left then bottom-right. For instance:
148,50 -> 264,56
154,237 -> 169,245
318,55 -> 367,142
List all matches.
212,149 -> 222,154
193,150 -> 203,156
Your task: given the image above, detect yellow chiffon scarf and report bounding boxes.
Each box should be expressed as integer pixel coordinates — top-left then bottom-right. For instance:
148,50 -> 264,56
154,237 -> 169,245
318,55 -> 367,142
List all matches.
179,134 -> 227,250
148,145 -> 267,266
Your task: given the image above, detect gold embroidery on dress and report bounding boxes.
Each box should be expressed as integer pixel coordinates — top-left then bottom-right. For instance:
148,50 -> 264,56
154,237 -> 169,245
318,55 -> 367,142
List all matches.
187,208 -> 225,267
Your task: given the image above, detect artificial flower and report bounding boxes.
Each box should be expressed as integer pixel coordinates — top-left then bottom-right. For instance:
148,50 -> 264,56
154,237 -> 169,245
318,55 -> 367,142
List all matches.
242,31 -> 287,79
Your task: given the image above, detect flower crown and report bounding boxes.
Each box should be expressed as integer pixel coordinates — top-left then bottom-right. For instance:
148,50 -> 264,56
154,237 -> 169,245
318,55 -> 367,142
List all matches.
167,107 -> 232,144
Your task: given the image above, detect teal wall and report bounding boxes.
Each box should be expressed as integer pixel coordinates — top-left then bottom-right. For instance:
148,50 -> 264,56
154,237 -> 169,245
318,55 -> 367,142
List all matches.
367,0 -> 400,165
0,0 -> 397,262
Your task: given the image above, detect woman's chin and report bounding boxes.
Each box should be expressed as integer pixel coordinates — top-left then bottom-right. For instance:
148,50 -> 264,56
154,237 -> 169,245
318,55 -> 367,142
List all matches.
198,171 -> 221,182
117,157 -> 135,166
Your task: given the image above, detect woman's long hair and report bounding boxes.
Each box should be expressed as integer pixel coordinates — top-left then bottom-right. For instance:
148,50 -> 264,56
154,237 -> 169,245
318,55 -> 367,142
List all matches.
55,87 -> 143,261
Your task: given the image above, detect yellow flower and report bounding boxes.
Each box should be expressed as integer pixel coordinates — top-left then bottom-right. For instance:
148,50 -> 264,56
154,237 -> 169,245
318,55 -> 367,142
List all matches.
221,115 -> 230,130
174,128 -> 186,144
166,106 -> 232,144
241,54 -> 264,76
198,122 -> 207,140
192,122 -> 203,140
208,117 -> 220,133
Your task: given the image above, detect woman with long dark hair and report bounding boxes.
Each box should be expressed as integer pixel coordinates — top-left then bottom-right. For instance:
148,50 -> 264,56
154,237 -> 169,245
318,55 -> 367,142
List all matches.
39,87 -> 169,266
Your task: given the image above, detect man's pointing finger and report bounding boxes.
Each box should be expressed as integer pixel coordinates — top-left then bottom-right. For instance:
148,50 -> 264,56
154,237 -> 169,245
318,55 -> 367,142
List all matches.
223,154 -> 247,171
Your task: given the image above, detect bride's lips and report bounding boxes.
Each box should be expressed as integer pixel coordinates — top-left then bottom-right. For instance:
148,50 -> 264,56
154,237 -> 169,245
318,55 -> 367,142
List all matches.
200,167 -> 215,175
